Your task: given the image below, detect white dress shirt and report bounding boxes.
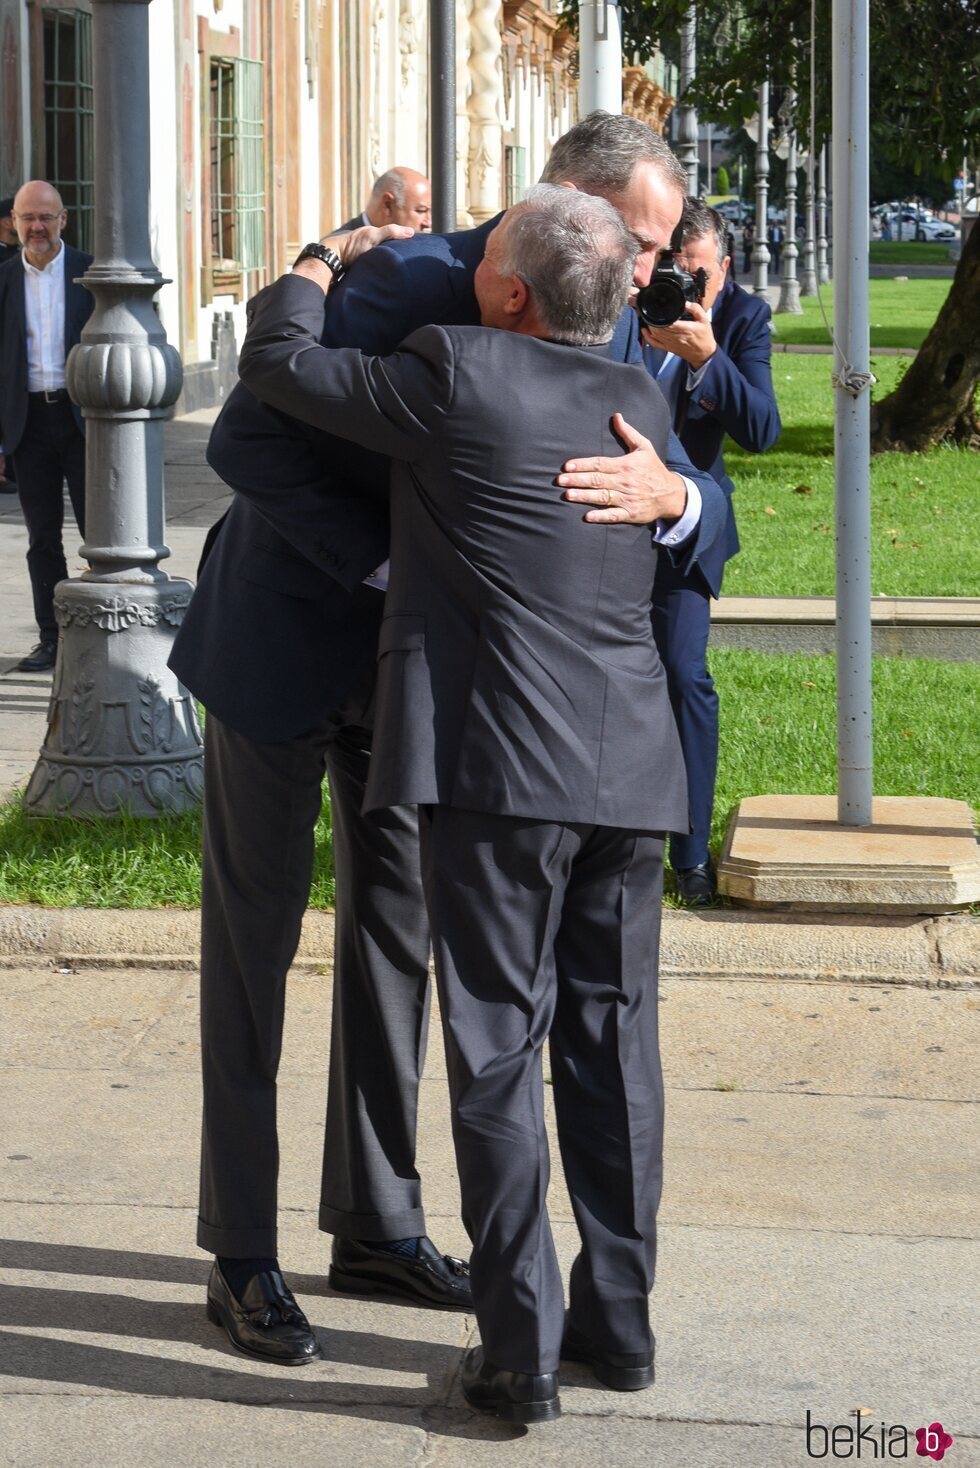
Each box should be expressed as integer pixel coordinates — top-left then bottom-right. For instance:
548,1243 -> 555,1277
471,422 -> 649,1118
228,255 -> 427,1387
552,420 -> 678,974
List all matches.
23,242 -> 68,392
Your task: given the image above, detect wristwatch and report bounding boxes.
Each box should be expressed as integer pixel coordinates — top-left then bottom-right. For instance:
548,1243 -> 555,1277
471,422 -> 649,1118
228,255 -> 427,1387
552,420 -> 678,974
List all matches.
293,241 -> 346,284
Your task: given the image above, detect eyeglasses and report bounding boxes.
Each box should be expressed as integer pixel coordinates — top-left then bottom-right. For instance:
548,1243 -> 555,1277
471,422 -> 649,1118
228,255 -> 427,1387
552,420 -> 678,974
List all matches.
15,213 -> 61,225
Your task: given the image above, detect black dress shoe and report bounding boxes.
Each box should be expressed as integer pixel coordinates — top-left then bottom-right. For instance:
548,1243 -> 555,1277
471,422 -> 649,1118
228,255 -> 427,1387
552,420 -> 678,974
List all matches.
461,1346 -> 561,1424
675,860 -> 716,906
330,1235 -> 472,1311
206,1262 -> 321,1366
561,1316 -> 655,1391
16,640 -> 57,673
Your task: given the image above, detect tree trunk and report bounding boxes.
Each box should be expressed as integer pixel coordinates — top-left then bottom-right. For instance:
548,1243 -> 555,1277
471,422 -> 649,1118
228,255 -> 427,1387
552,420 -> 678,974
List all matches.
870,219 -> 980,453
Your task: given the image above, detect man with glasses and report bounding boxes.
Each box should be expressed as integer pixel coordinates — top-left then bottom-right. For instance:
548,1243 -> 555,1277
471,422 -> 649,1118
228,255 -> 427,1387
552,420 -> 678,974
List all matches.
0,181 -> 93,671
639,198 -> 781,903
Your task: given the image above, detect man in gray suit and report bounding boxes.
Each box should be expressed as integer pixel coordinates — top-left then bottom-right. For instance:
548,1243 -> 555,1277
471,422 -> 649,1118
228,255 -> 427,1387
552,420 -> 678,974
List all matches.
238,186 -> 689,1424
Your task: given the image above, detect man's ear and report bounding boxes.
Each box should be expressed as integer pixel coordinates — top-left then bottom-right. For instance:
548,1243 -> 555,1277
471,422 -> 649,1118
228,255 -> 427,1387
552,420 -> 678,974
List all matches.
504,276 -> 530,316
719,255 -> 730,285
556,180 -> 579,192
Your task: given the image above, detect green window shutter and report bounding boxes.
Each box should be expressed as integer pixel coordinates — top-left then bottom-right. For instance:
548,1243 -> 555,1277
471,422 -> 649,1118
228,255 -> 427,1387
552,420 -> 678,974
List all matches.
233,57 -> 265,272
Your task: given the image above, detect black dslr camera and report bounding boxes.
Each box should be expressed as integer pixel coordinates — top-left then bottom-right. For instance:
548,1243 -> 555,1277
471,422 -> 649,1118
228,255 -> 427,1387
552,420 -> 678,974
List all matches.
634,225 -> 707,328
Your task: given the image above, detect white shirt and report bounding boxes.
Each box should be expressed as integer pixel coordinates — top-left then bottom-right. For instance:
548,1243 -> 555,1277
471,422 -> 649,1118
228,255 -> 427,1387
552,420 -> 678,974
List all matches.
22,242 -> 67,392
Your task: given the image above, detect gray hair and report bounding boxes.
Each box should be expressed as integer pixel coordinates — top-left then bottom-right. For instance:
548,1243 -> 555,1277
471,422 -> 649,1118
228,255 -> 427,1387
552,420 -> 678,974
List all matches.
496,183 -> 638,345
680,197 -> 728,265
368,168 -> 408,208
540,110 -> 687,201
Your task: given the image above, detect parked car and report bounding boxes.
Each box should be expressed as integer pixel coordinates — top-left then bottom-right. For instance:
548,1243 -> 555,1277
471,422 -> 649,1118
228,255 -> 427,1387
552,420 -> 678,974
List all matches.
912,216 -> 957,241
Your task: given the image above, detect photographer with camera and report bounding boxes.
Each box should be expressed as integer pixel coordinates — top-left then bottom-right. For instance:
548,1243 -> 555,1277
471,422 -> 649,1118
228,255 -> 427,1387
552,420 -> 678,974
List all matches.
638,199 -> 781,904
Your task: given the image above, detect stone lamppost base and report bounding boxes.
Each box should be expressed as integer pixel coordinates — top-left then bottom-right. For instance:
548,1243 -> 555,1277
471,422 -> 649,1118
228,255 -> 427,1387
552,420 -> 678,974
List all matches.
23,579 -> 204,818
717,794 -> 980,914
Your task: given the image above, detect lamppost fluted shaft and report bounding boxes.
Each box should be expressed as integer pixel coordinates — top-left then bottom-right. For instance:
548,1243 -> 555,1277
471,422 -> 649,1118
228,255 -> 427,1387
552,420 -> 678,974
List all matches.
430,0 -> 456,233
801,149 -> 818,295
817,142 -> 830,283
25,0 -> 202,818
752,81 -> 771,294
678,7 -> 699,195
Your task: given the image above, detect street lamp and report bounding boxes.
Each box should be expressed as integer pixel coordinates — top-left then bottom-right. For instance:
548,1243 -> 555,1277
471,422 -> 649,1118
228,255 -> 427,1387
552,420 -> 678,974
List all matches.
24,0 -> 202,817
776,86 -> 803,314
677,7 -> 699,196
752,81 -> 771,294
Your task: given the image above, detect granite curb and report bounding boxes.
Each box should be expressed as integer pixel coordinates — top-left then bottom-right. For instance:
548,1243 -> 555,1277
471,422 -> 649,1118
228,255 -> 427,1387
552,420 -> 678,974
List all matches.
0,905 -> 976,987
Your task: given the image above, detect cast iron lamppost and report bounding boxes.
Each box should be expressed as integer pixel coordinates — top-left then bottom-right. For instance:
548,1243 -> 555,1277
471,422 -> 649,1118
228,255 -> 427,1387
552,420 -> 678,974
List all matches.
776,85 -> 803,313
801,152 -> 819,295
25,0 -> 202,817
429,0 -> 456,233
677,7 -> 699,195
752,81 -> 771,294
817,142 -> 831,283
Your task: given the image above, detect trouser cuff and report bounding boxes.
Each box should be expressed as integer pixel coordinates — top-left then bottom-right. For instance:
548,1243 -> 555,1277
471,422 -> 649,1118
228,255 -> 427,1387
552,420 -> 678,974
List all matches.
197,1217 -> 278,1257
318,1202 -> 427,1242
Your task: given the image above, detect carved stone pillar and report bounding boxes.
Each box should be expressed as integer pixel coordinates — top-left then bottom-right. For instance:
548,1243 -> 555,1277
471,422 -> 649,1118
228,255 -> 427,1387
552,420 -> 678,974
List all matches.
466,0 -> 503,224
25,0 -> 201,818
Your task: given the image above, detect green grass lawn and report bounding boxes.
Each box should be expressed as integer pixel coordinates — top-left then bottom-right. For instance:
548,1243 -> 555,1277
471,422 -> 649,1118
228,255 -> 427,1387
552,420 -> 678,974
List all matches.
0,652 -> 973,908
727,356 -> 980,597
770,278 -> 950,348
869,241 -> 956,265
709,650 -> 978,853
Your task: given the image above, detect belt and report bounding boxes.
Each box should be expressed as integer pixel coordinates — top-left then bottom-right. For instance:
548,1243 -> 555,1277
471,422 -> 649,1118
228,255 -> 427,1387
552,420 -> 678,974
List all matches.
29,389 -> 70,404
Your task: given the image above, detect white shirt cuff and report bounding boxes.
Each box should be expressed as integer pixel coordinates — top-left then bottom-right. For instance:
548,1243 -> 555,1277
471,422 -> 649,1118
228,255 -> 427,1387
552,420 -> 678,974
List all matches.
363,559 -> 389,591
653,477 -> 701,546
686,360 -> 711,391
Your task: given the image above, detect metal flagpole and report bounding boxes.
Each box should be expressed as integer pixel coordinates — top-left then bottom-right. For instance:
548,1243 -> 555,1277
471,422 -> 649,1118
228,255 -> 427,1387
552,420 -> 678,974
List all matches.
832,0 -> 873,824
578,1 -> 623,114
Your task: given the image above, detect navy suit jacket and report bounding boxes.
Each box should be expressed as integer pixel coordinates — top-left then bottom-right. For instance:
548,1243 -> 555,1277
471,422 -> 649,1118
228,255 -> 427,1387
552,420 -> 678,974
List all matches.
643,277 -> 780,597
0,243 -> 94,453
171,218 -> 727,741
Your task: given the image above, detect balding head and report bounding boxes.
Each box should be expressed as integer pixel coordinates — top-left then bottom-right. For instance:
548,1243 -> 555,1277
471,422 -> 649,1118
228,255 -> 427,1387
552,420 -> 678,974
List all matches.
12,181 -> 67,268
365,167 -> 431,232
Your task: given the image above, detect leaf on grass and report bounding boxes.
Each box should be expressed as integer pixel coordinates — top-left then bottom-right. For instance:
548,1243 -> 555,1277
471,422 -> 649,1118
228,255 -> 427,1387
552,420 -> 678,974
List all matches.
800,680 -> 817,688
913,477 -> 925,487
764,505 -> 776,516
793,484 -> 814,495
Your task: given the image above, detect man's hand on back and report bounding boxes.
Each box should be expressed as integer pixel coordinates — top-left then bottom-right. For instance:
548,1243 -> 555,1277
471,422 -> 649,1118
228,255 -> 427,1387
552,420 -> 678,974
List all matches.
293,224 -> 415,293
557,413 -> 688,525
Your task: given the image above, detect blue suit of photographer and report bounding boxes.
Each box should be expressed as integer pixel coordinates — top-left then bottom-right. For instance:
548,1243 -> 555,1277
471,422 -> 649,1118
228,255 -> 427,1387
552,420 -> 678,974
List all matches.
643,275 -> 781,872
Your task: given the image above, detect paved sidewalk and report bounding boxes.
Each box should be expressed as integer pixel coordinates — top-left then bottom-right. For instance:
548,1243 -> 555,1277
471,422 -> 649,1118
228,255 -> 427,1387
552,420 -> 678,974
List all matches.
1,957 -> 978,1467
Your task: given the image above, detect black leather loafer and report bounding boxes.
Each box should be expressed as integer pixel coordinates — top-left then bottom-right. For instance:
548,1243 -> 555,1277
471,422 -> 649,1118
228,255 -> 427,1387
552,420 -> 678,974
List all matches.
206,1262 -> 321,1366
16,640 -> 57,673
461,1345 -> 560,1424
329,1235 -> 472,1311
561,1317 -> 655,1391
675,861 -> 716,906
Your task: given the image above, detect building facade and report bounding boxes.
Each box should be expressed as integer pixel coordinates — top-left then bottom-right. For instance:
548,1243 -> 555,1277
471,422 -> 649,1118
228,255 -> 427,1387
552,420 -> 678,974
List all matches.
1,0 -> 674,410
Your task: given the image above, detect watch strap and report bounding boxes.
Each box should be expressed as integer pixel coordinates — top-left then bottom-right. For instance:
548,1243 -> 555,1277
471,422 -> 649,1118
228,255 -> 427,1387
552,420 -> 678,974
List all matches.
293,241 -> 346,283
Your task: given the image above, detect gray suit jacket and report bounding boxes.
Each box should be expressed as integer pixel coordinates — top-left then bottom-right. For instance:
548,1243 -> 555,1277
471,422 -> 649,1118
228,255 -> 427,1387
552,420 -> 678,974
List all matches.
239,275 -> 689,832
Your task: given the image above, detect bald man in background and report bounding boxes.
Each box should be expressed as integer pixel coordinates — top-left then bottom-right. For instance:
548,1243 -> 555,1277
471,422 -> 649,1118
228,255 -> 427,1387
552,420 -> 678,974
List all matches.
334,167 -> 432,235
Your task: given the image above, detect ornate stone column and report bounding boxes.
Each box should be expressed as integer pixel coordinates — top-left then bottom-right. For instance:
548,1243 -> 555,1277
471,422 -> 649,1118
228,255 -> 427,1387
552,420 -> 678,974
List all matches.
466,0 -> 503,223
752,80 -> 771,294
776,86 -> 802,313
25,0 -> 201,818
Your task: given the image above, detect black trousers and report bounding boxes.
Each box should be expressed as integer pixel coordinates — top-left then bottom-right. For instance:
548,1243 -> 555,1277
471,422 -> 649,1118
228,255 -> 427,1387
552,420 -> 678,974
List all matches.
12,397 -> 86,640
197,691 -> 432,1258
419,805 -> 665,1376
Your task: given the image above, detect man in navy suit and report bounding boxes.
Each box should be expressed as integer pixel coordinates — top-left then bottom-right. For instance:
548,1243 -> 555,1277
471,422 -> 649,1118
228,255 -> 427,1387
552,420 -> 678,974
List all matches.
171,113 -> 728,1365
333,166 -> 432,235
641,198 -> 781,902
0,180 -> 93,671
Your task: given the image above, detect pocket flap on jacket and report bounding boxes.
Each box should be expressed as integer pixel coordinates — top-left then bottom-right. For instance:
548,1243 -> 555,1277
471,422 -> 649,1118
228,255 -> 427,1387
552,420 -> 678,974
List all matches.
378,613 -> 426,655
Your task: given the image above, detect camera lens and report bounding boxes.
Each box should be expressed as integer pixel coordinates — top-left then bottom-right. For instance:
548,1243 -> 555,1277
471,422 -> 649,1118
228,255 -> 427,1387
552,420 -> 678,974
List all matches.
636,276 -> 687,328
